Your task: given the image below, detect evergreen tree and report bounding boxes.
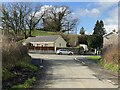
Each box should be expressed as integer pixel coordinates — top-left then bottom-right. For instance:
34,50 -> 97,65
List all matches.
92,20 -> 106,48
99,20 -> 106,35
87,35 -> 102,49
93,20 -> 106,36
80,27 -> 85,35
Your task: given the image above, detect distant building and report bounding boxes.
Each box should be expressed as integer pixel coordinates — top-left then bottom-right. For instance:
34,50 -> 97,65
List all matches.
103,30 -> 118,48
80,44 -> 88,51
23,35 -> 66,51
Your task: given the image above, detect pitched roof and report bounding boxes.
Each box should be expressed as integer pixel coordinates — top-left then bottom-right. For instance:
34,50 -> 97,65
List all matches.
103,31 -> 118,37
23,35 -> 62,43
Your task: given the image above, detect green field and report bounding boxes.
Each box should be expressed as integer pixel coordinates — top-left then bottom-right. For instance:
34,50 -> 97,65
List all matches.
86,55 -> 101,60
85,55 -> 101,63
31,30 -> 57,36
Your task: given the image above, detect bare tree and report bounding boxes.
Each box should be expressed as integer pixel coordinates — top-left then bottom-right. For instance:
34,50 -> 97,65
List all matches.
62,19 -> 77,34
42,6 -> 78,33
1,3 -> 44,38
1,3 -> 31,38
25,6 -> 45,37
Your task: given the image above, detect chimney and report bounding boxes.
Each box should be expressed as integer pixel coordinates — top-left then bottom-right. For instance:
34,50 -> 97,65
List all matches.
113,29 -> 116,32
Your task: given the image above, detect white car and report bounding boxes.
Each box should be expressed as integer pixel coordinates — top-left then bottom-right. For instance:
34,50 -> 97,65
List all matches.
56,49 -> 74,55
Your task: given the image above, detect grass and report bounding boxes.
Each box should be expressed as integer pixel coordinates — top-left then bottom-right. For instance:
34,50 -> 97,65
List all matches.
2,68 -> 15,81
17,39 -> 26,45
17,62 -> 38,71
99,61 -> 119,72
3,61 -> 38,89
86,55 -> 119,72
31,30 -> 56,36
86,55 -> 101,63
86,55 -> 101,60
2,35 -> 38,89
3,60 -> 38,81
11,77 -> 36,88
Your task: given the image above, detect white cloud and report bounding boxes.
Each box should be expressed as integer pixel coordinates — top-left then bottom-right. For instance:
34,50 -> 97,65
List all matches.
85,2 -> 118,33
96,0 -> 119,2
104,7 -> 118,33
96,2 -> 118,13
85,31 -> 93,35
105,25 -> 118,33
72,2 -> 117,19
90,8 -> 100,16
75,8 -> 100,17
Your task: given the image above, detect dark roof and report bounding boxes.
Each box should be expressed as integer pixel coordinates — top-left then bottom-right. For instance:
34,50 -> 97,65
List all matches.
23,35 -> 62,43
103,31 -> 118,37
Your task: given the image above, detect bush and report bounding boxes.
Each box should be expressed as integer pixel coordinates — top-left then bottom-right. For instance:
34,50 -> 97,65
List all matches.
12,77 -> 36,88
2,68 -> 14,81
102,45 -> 118,64
87,35 -> 102,49
2,36 -> 30,68
17,62 -> 38,71
102,45 -> 119,72
78,35 -> 88,45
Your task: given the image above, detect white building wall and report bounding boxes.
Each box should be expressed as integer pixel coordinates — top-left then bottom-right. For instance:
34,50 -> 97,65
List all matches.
54,37 -> 66,51
103,33 -> 118,47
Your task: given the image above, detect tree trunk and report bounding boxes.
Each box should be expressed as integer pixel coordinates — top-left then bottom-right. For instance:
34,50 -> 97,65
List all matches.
29,29 -> 32,37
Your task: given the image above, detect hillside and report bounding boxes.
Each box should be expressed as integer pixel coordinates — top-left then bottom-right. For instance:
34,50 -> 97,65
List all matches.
31,30 -> 79,47
31,30 -> 57,36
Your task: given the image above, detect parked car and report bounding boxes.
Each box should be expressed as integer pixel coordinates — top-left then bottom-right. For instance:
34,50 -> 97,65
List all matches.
56,49 -> 74,55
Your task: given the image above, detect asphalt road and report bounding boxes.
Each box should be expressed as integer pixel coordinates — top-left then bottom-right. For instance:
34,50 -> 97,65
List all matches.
29,53 -> 118,88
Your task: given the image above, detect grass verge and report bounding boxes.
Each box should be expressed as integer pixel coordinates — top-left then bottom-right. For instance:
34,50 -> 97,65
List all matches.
17,62 -> 38,71
11,77 -> 36,88
86,55 -> 119,72
86,55 -> 101,63
2,68 -> 16,81
99,61 -> 119,72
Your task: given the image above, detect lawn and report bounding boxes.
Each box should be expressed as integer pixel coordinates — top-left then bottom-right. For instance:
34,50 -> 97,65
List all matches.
86,55 -> 101,60
86,55 -> 119,72
31,30 -> 56,36
12,77 -> 36,88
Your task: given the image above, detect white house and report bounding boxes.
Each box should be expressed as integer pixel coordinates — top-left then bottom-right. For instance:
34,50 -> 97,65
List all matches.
103,30 -> 118,48
23,35 -> 67,51
80,44 -> 88,51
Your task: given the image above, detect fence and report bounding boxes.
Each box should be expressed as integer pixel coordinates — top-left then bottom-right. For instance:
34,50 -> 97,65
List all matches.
56,47 -> 84,54
28,46 -> 85,54
29,50 -> 55,54
29,46 -> 54,50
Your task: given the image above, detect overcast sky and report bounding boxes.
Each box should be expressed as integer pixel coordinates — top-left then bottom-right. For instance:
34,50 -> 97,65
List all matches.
1,0 -> 119,34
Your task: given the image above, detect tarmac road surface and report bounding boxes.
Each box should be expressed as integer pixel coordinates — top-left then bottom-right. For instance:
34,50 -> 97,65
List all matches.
29,54 -> 118,88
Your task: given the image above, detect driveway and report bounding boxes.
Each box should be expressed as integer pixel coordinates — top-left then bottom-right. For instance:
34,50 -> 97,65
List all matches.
29,53 -> 118,88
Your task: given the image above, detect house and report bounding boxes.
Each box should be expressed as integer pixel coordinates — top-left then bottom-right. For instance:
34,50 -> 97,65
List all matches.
23,35 -> 67,51
79,44 -> 88,51
103,30 -> 118,48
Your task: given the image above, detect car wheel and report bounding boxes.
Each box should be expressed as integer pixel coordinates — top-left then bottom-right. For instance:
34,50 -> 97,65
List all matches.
59,52 -> 62,55
69,53 -> 72,55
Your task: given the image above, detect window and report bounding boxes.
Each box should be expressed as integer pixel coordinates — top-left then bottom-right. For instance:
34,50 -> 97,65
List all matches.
37,44 -> 41,46
45,44 -> 48,46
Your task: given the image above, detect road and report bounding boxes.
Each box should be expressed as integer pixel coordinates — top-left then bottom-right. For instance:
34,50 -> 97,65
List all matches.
29,53 -> 118,88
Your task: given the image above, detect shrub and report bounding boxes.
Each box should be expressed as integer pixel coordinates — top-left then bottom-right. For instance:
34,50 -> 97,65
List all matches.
17,62 -> 38,71
102,45 -> 118,64
78,35 -> 88,45
2,36 -> 30,68
87,35 -> 102,49
11,77 -> 36,88
2,68 -> 14,81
